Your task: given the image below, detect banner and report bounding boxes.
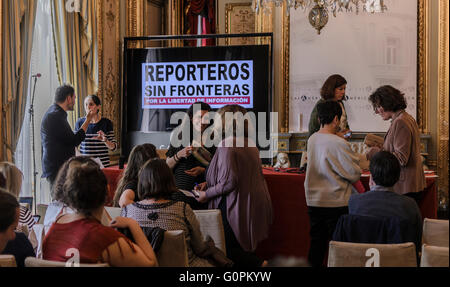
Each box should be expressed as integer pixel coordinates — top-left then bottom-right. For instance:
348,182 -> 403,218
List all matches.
142,61 -> 254,109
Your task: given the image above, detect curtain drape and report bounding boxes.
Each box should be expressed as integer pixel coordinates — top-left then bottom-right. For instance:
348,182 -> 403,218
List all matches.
50,0 -> 97,126
187,0 -> 215,47
1,0 -> 38,162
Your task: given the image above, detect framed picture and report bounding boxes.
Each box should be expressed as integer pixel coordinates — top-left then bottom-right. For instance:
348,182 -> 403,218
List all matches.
224,2 -> 256,45
284,0 -> 427,133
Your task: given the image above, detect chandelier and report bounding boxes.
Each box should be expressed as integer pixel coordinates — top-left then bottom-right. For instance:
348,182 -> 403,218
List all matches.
253,0 -> 387,34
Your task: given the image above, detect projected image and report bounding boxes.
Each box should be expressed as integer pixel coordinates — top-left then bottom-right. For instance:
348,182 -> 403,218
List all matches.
125,45 -> 269,133
142,61 -> 254,109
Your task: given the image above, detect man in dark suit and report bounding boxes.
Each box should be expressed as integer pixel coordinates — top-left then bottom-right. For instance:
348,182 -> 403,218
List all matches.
40,85 -> 95,187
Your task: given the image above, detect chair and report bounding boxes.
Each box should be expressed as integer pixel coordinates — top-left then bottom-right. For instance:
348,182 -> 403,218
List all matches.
104,206 -> 122,219
422,218 -> 449,248
193,209 -> 226,254
25,257 -> 109,267
420,244 -> 449,267
328,241 -> 417,267
156,230 -> 189,267
157,149 -> 168,160
0,255 -> 17,267
36,204 -> 48,225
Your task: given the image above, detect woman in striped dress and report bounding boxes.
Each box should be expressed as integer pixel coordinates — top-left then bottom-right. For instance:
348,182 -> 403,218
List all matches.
75,95 -> 117,167
0,162 -> 35,232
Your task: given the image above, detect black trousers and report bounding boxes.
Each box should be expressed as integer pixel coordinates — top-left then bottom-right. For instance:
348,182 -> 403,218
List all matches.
218,197 -> 264,267
307,206 -> 348,268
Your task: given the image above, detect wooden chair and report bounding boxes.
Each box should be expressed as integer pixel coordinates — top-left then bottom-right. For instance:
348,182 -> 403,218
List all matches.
24,257 -> 109,267
36,204 -> 48,225
420,244 -> 449,267
327,241 -> 417,267
157,230 -> 189,267
0,255 -> 17,267
193,209 -> 226,255
422,218 -> 449,248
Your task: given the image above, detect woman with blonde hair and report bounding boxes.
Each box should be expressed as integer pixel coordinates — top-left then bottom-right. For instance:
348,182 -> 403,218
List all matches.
0,162 -> 35,232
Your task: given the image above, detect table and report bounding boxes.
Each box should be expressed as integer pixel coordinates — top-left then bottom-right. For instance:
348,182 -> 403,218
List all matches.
102,165 -> 438,260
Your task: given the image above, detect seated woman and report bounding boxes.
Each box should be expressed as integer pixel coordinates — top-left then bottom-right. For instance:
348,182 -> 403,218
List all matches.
42,157 -> 158,267
121,158 -> 216,267
0,190 -> 35,267
113,144 -> 159,208
44,157 -> 112,227
195,105 -> 273,267
0,162 -> 35,232
166,102 -> 216,209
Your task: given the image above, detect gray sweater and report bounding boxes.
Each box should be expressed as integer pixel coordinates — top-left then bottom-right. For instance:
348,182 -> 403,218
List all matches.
305,133 -> 361,207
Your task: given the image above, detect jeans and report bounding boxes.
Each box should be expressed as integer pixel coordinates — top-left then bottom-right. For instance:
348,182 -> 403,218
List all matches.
307,206 -> 349,267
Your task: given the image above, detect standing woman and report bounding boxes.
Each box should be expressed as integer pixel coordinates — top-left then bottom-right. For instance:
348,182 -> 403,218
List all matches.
366,85 -> 426,201
195,105 -> 273,267
75,95 -> 117,167
308,74 -> 351,139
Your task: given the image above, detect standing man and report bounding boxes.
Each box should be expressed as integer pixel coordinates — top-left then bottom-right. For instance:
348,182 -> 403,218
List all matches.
304,100 -> 361,267
41,85 -> 95,187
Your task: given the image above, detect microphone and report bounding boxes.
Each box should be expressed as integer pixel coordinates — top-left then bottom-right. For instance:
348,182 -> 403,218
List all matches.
31,73 -> 42,78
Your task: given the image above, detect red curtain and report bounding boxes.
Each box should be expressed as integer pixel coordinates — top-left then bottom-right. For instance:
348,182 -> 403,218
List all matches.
187,0 -> 215,46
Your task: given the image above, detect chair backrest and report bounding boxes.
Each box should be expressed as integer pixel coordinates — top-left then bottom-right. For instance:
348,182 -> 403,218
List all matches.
104,206 -> 122,220
328,241 -> 417,267
0,255 -> 17,267
36,204 -> 48,225
193,209 -> 226,255
24,257 -> 109,267
157,230 -> 188,267
420,244 -> 449,267
422,218 -> 449,248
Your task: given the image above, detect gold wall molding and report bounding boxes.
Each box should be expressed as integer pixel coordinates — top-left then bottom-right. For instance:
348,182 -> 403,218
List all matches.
98,0 -> 121,150
282,0 -> 428,134
417,0 -> 428,133
437,0 -> 449,204
225,2 -> 255,45
0,1 -> 3,159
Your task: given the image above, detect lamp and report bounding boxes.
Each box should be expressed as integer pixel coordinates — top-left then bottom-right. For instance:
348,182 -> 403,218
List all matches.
253,0 -> 387,34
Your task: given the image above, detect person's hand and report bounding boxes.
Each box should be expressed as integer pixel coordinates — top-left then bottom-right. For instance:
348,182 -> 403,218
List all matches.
110,217 -> 137,229
195,191 -> 208,203
337,129 -> 351,139
85,109 -> 96,122
185,166 -> 205,177
177,146 -> 193,159
194,182 -> 207,191
93,130 -> 107,142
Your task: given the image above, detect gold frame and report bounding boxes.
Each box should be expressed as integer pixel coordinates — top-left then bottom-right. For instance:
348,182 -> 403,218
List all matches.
97,0 -> 121,149
0,1 -> 3,159
437,0 -> 449,202
282,0 -> 429,133
225,2 -> 255,45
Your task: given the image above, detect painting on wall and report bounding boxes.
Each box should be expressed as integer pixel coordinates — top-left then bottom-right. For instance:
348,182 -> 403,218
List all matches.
289,0 -> 418,133
225,2 -> 255,45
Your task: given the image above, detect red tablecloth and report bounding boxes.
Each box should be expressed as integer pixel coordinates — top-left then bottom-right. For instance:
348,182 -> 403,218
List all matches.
102,166 -> 438,260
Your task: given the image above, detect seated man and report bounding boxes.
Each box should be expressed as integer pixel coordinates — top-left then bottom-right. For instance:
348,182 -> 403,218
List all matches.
305,100 -> 362,267
348,151 -> 422,253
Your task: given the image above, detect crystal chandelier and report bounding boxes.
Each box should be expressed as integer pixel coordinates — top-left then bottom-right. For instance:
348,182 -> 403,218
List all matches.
253,0 -> 387,34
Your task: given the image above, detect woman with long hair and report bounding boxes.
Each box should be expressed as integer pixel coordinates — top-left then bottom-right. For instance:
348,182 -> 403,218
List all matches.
113,144 -> 158,208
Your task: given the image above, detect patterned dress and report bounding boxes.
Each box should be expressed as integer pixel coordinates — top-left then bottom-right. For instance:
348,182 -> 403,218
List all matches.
121,200 -> 214,267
